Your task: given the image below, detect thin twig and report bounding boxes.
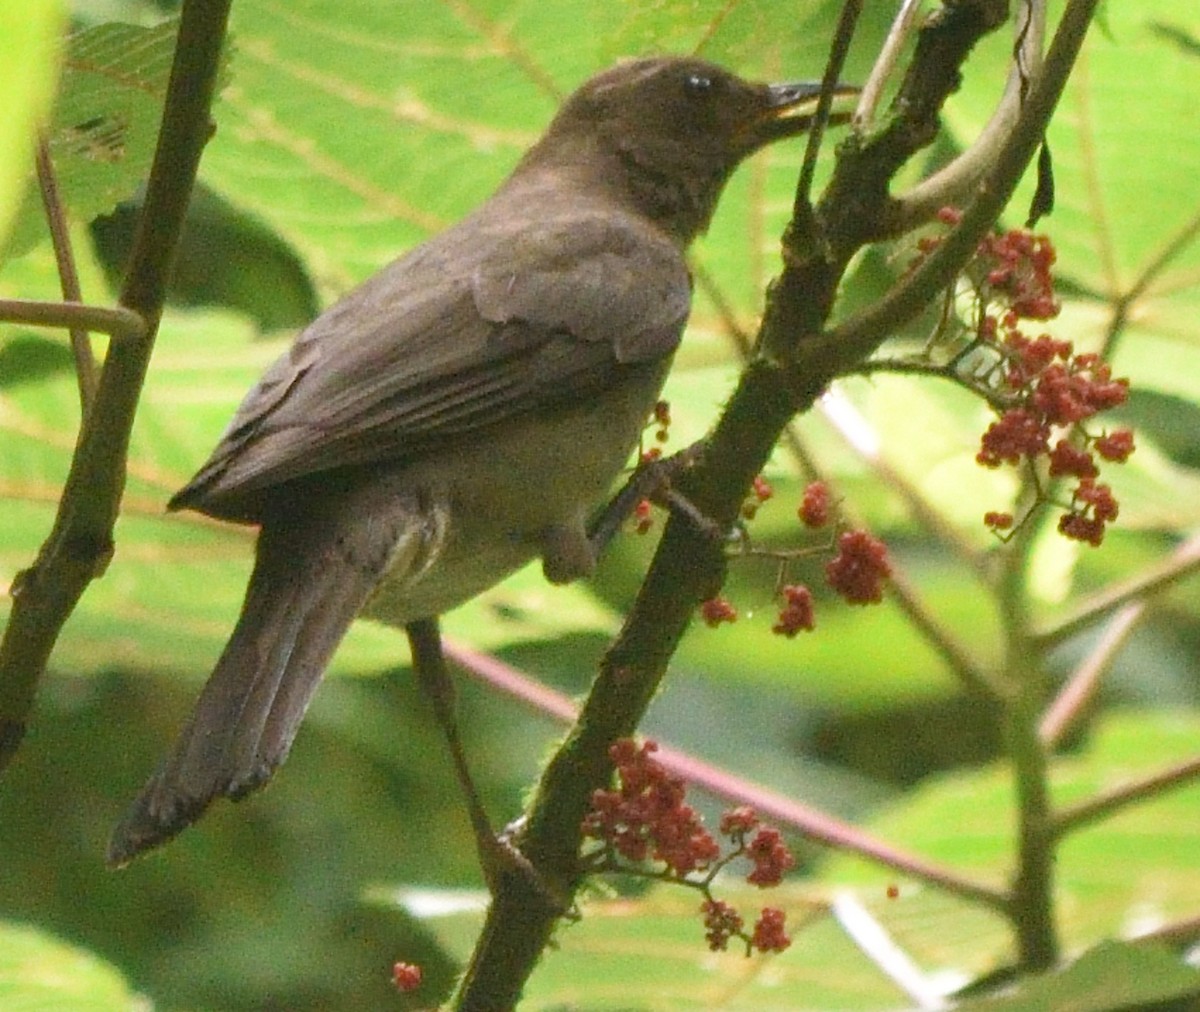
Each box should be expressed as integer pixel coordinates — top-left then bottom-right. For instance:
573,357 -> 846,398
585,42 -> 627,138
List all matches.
35,137 -> 99,412
0,299 -> 148,343
794,0 -> 862,212
0,0 -> 231,770
1038,601 -> 1143,749
1131,913 -> 1200,950
1033,532 -> 1200,650
855,0 -> 925,125
1052,756 -> 1200,838
1100,207 -> 1200,361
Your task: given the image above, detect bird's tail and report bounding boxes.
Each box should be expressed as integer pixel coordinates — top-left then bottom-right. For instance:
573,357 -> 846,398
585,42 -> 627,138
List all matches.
107,505 -> 405,868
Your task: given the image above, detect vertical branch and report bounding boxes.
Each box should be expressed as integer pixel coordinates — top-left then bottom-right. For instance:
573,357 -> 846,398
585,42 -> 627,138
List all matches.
0,0 -> 231,768
998,530 -> 1059,969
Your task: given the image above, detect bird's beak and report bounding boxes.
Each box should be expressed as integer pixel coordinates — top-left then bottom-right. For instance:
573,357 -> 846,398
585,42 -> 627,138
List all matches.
743,80 -> 860,148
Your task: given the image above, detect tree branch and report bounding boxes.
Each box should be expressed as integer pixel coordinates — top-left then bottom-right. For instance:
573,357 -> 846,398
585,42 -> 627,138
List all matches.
0,0 -> 231,769
1032,531 -> 1200,650
0,299 -> 148,344
1052,756 -> 1200,838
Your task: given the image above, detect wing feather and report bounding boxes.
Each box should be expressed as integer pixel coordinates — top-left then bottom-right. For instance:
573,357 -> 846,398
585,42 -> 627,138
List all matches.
173,208 -> 690,521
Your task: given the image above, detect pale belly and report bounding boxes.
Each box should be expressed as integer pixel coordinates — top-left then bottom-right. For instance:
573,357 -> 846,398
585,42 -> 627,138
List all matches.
360,360 -> 669,627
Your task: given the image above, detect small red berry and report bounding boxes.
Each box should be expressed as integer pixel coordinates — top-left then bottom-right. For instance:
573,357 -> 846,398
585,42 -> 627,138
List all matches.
699,597 -> 737,628
798,481 -> 832,528
1094,429 -> 1135,462
984,511 -> 1014,531
392,962 -> 422,992
701,898 -> 744,952
825,530 -> 892,605
772,584 -> 815,636
750,907 -> 791,953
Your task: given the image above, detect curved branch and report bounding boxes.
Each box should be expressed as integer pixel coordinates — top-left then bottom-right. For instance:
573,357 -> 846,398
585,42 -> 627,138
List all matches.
855,0 -> 924,124
816,0 -> 1098,370
0,299 -> 148,344
895,0 -> 1048,229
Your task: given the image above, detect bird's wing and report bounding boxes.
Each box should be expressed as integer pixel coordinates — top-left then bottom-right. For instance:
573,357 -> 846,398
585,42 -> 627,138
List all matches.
172,211 -> 691,520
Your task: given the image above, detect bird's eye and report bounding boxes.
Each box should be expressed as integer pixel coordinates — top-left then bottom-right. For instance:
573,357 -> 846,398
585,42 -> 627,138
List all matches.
683,73 -> 714,98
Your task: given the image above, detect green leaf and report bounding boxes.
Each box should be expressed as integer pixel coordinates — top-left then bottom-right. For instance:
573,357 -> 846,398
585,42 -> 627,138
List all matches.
411,883 -> 911,1011
0,0 -> 64,249
5,20 -> 189,258
0,922 -> 139,1011
953,940 -> 1200,1012
820,714 -> 1200,956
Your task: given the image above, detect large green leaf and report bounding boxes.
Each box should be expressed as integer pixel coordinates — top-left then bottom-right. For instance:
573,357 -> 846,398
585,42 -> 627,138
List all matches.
820,713 -> 1200,959
0,922 -> 138,1011
4,20 -> 186,258
0,0 -> 64,250
954,940 -> 1200,1012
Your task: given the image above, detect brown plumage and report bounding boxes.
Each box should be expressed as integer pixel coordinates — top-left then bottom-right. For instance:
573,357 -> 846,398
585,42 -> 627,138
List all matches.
109,56 -> 847,867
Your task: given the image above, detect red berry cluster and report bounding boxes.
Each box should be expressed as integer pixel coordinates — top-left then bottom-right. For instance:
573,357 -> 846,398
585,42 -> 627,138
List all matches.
638,399 -> 672,468
582,741 -> 795,956
825,529 -> 892,605
701,899 -> 792,954
975,221 -> 1059,322
922,210 -> 1134,547
652,399 -> 672,437
699,482 -> 891,635
773,584 -> 815,637
582,739 -> 720,876
974,313 -> 1133,547
699,595 -> 738,627
919,208 -> 1058,321
750,906 -> 792,952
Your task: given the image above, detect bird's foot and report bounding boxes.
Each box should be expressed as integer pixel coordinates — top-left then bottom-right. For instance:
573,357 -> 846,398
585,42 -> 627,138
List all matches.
588,440 -> 707,554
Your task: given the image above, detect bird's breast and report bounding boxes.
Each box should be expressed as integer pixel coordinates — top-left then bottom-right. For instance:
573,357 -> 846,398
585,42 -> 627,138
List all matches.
361,358 -> 671,627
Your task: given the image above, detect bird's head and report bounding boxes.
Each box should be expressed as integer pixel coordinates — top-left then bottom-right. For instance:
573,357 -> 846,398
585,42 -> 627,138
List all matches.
528,56 -> 857,242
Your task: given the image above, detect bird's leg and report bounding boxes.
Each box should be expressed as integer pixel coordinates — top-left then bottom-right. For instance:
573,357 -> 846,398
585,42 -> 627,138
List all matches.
587,439 -> 714,555
405,618 -> 557,903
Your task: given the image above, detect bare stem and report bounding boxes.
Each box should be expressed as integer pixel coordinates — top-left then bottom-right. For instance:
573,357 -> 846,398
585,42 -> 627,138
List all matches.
35,137 -> 99,412
1033,531 -> 1200,650
0,299 -> 148,343
998,522 -> 1059,970
1039,601 -> 1144,749
1052,756 -> 1200,838
854,0 -> 924,125
793,0 -> 862,211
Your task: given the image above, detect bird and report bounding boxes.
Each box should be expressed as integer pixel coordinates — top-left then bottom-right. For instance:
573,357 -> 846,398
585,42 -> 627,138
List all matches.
108,55 -> 853,867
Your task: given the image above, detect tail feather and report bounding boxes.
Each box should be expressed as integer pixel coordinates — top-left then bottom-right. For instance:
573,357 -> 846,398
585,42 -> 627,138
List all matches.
107,503 -> 413,868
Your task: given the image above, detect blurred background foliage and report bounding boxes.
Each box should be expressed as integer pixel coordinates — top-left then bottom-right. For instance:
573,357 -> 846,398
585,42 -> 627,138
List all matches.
1,0 -> 1198,1008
